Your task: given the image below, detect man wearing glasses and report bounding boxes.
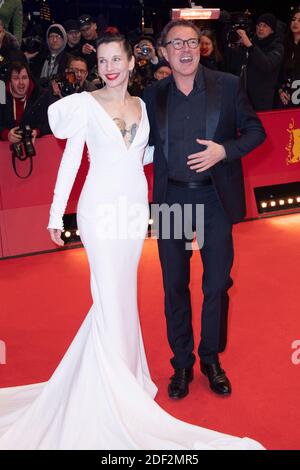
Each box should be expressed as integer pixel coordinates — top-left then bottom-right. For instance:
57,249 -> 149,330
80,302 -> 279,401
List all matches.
144,20 -> 266,400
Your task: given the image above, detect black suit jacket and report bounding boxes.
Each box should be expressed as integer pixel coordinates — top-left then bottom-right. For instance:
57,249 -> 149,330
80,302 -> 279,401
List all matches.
143,66 -> 266,224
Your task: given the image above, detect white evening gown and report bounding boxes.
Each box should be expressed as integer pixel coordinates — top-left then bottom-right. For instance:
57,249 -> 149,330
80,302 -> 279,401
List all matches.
0,92 -> 264,450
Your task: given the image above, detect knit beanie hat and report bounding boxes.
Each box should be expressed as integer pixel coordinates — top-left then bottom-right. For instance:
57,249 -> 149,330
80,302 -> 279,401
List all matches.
257,13 -> 277,32
48,25 -> 65,39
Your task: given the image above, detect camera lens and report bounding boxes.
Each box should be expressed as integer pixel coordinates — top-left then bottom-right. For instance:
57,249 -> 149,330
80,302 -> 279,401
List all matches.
141,46 -> 150,56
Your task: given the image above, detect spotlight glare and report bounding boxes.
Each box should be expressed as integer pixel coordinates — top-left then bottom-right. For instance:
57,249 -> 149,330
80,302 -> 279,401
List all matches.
297,197 -> 300,203
279,200 -> 285,206
148,218 -> 154,225
76,230 -> 80,236
270,201 -> 276,207
261,202 -> 267,208
64,231 -> 71,238
288,198 -> 294,204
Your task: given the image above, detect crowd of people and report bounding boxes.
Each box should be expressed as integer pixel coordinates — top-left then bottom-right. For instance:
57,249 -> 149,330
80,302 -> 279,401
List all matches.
0,8 -> 299,149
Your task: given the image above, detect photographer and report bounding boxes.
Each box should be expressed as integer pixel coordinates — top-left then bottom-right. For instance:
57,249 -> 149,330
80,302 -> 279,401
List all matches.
0,61 -> 56,144
130,36 -> 158,96
51,56 -> 97,99
237,13 -> 284,110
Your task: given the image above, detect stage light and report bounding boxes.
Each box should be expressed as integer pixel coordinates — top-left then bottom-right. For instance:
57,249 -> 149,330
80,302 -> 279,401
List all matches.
270,201 -> 276,207
261,202 -> 267,208
76,230 -> 80,236
279,200 -> 285,206
148,218 -> 154,225
64,231 -> 71,238
288,198 -> 294,204
297,197 -> 300,203
171,6 -> 220,21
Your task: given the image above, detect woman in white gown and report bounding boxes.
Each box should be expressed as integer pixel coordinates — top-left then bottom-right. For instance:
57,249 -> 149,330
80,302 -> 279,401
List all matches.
0,34 -> 264,450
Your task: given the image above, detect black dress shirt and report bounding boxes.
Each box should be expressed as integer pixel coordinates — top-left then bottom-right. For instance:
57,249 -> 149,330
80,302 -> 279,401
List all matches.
168,66 -> 211,182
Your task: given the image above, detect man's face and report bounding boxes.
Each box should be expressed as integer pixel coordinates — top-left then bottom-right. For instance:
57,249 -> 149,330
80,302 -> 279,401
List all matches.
67,30 -> 81,47
162,26 -> 200,79
154,65 -> 172,81
48,33 -> 64,51
80,22 -> 97,41
10,68 -> 30,98
69,60 -> 88,86
256,22 -> 273,39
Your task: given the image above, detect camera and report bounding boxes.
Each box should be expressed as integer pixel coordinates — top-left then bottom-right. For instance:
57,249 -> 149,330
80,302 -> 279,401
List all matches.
53,70 -> 80,97
226,12 -> 253,48
12,125 -> 36,159
22,35 -> 43,54
141,46 -> 151,56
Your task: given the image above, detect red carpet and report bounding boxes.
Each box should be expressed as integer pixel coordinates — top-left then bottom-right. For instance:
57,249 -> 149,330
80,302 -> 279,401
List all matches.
1,213 -> 300,450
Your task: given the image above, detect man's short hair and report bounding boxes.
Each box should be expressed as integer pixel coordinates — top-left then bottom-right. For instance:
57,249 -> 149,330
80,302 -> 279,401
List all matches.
67,56 -> 88,70
8,61 -> 32,81
160,19 -> 201,47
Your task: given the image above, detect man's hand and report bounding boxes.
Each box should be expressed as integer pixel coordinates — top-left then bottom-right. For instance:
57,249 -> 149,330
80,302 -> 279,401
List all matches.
236,29 -> 252,48
8,127 -> 22,144
31,129 -> 39,144
279,89 -> 290,106
51,80 -> 62,98
24,51 -> 39,61
82,43 -> 96,55
187,139 -> 226,172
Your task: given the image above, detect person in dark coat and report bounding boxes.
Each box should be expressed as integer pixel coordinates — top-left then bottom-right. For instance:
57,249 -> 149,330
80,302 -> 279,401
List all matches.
143,19 -> 266,400
277,8 -> 300,108
237,13 -> 284,111
0,61 -> 56,142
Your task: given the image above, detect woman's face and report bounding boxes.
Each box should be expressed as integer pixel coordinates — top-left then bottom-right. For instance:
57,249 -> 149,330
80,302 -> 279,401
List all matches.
200,35 -> 213,58
97,41 -> 134,88
290,12 -> 300,35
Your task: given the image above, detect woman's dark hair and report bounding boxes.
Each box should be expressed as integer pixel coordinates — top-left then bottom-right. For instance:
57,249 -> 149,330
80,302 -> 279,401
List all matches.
282,8 -> 300,73
96,33 -> 133,60
160,19 -> 201,47
200,29 -> 223,63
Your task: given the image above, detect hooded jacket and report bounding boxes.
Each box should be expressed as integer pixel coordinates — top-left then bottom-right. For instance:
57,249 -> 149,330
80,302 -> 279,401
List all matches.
40,24 -> 69,81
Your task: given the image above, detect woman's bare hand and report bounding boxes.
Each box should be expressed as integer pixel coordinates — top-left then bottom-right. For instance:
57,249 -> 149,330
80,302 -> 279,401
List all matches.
48,228 -> 64,247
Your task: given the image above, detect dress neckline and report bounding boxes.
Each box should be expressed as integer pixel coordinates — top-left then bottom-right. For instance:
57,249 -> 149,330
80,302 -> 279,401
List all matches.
86,91 -> 144,151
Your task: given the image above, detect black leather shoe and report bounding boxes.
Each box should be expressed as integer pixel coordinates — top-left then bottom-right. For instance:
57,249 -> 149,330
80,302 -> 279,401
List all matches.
168,367 -> 194,399
200,360 -> 231,396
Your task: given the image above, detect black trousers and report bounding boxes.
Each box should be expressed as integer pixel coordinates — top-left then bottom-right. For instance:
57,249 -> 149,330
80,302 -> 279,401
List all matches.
157,182 -> 234,368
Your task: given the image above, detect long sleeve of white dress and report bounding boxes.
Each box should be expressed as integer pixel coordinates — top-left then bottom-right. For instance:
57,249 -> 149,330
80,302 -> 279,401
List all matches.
143,145 -> 154,165
47,94 -> 87,230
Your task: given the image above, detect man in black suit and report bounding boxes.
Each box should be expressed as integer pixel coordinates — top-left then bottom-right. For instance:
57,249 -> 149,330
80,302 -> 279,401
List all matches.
143,20 -> 266,399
